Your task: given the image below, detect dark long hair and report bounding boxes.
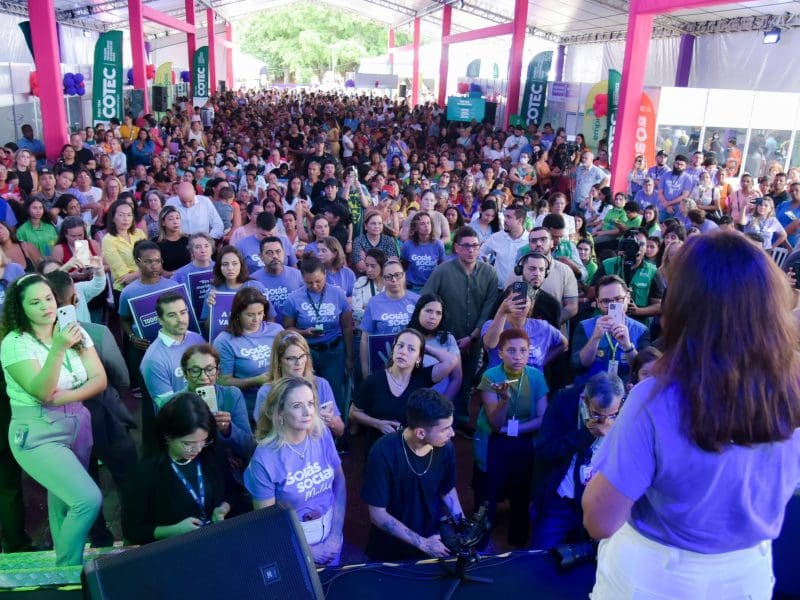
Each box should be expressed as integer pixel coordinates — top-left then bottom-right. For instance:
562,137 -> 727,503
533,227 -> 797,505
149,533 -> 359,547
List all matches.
655,231 -> 800,451
227,286 -> 269,337
156,392 -> 217,446
408,293 -> 449,344
0,274 -> 53,337
212,245 -> 250,286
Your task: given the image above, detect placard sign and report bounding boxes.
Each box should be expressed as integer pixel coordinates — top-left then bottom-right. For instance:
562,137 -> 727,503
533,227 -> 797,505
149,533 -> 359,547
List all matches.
208,292 -> 236,341
446,96 -> 486,122
128,284 -> 200,342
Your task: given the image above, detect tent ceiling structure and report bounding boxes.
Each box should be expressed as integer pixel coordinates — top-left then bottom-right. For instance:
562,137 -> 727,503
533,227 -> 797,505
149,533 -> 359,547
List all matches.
2,0 -> 799,43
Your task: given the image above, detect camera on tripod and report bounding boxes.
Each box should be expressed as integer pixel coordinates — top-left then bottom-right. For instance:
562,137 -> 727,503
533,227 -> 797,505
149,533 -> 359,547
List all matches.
439,502 -> 491,558
617,235 -> 640,264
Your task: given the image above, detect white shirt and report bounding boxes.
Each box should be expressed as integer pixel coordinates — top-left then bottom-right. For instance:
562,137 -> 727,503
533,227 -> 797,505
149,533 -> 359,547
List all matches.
480,229 -> 529,288
165,194 -> 224,238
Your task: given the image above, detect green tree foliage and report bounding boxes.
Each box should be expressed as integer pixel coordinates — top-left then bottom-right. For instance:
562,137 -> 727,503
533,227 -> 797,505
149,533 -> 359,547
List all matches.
240,3 -> 410,83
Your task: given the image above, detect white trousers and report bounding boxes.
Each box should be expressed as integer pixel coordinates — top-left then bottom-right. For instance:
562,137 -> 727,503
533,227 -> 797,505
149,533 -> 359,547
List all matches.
591,522 -> 774,600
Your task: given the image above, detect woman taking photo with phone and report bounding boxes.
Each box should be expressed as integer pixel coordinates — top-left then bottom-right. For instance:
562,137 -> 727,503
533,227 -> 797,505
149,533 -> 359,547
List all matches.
245,376 -> 346,565
584,231 -> 800,599
0,274 -> 107,565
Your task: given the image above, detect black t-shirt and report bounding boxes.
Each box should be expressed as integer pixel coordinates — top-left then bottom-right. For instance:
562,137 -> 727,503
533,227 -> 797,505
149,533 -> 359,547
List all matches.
362,431 -> 456,562
157,236 -> 191,273
354,366 -> 435,449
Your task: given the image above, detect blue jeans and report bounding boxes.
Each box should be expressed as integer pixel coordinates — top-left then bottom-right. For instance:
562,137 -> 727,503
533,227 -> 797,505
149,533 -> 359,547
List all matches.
9,403 -> 102,565
309,340 -> 349,423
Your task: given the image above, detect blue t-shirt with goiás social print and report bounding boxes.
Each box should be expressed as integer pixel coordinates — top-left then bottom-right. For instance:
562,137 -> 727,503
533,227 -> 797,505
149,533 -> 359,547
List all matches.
282,285 -> 350,344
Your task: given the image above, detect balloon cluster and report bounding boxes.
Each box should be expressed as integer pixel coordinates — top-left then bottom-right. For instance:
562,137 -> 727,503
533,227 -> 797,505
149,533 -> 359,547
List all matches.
456,82 -> 469,94
345,79 -> 355,88
63,72 -> 86,96
126,65 -> 157,85
593,93 -> 608,118
469,82 -> 482,94
180,71 -> 190,83
29,71 -> 39,97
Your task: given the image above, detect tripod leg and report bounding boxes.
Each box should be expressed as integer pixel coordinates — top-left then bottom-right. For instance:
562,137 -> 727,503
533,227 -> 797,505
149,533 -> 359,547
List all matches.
443,577 -> 461,600
463,574 -> 493,584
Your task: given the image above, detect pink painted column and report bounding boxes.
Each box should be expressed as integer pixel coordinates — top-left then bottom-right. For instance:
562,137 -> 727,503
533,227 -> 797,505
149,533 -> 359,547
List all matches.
28,0 -> 67,160
186,0 -> 196,81
128,0 -> 150,113
505,0 -> 529,129
411,17 -> 420,106
437,4 -> 452,107
206,8 -> 217,94
610,0 -> 654,194
225,23 -> 234,89
388,28 -> 395,74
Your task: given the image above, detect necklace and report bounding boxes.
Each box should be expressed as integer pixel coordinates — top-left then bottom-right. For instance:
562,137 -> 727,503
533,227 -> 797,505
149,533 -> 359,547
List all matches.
386,368 -> 410,391
401,434 -> 433,476
286,436 -> 309,460
171,456 -> 192,466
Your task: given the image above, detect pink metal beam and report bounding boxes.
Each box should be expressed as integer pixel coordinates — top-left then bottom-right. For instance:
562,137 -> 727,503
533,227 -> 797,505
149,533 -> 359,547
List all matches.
610,0 -> 654,193
388,28 -> 395,73
505,0 -> 529,129
142,5 -> 196,34
128,0 -> 149,114
186,0 -> 196,86
411,17 -> 420,106
438,4 -> 452,107
28,0 -> 67,160
225,23 -> 234,89
207,8 -> 217,94
441,22 -> 513,46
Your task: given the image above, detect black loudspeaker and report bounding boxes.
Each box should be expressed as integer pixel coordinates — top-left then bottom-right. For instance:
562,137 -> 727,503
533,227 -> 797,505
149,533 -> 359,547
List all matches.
82,504 -> 323,600
484,101 -> 498,124
398,83 -> 407,98
219,81 -> 227,93
151,86 -> 168,112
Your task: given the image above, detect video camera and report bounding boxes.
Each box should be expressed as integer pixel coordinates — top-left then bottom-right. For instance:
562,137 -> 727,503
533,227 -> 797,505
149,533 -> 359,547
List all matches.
439,502 -> 491,558
617,234 -> 640,264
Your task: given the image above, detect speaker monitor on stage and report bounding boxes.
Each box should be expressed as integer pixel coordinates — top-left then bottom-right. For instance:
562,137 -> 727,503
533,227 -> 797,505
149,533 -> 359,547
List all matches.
151,86 -> 168,112
82,504 -> 323,600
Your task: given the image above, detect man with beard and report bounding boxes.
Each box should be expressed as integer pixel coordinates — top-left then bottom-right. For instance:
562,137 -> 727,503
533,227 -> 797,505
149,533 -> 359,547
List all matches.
647,150 -> 670,189
250,236 -> 302,321
657,154 -> 693,221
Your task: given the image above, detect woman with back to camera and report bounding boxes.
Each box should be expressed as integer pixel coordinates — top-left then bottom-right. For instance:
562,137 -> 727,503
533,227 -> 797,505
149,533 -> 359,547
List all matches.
1,274 -> 106,565
122,392 -> 234,545
245,376 -> 346,565
584,231 -> 800,599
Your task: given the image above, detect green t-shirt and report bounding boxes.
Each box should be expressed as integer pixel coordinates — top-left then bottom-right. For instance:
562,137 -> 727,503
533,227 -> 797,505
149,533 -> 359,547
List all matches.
601,207 -> 628,231
472,364 -> 549,471
16,221 -> 57,256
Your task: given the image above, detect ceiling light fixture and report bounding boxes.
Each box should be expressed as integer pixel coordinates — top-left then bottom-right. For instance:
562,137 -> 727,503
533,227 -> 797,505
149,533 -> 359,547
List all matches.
763,26 -> 781,44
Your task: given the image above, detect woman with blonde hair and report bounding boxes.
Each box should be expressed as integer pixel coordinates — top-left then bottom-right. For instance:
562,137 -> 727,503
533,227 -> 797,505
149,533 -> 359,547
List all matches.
245,376 -> 346,565
584,231 -> 800,599
745,196 -> 787,250
253,331 -> 344,437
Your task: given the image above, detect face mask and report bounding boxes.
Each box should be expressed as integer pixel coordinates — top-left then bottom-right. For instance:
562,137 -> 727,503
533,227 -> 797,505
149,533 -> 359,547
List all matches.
519,156 -> 529,164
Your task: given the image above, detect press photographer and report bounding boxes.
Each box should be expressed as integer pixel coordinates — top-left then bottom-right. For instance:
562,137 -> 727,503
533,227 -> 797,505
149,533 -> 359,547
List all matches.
591,228 -> 663,320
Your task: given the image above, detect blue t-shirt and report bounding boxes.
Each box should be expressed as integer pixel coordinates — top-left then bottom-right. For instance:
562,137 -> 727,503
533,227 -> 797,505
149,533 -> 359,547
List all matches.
0,263 -> 25,312
213,321 -> 284,411
480,318 -> 563,370
660,172 -> 694,203
235,234 -> 297,275
401,240 -> 446,288
250,267 -> 303,321
360,291 -> 420,335
118,277 -> 177,328
282,285 -> 350,344
141,330 -> 206,407
775,200 -> 800,248
172,262 -> 215,286
326,267 -> 356,298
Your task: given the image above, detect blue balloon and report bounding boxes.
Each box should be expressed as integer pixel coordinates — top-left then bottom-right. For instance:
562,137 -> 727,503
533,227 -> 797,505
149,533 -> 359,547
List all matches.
74,73 -> 84,83
63,73 -> 75,86
76,87 -> 85,96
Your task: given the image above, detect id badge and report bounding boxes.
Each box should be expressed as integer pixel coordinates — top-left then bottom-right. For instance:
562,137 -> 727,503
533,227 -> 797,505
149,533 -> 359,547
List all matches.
506,418 -> 519,437
580,464 -> 595,485
607,359 -> 619,376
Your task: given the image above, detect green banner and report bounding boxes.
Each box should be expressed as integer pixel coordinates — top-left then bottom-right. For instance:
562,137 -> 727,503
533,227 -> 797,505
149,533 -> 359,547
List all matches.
607,69 -> 621,165
520,51 -> 553,127
92,31 -> 123,123
192,46 -> 209,98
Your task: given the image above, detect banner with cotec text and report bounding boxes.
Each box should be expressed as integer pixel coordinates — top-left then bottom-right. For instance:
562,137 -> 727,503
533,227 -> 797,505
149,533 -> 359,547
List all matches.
92,31 -> 123,123
192,46 -> 209,99
520,51 -> 553,128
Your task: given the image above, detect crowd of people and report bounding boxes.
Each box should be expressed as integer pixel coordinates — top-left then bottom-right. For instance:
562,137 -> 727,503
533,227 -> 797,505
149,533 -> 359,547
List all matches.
0,88 -> 798,598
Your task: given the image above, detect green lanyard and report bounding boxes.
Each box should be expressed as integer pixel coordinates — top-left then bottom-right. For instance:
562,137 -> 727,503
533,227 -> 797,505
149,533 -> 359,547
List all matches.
604,333 -> 620,361
32,334 -> 81,390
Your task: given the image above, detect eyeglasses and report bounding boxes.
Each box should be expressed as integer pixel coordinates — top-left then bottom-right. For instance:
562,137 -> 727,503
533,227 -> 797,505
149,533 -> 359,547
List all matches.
597,295 -> 627,307
177,438 -> 214,451
458,243 -> 481,250
585,409 -> 622,423
186,366 -> 218,377
282,353 -> 309,365
384,271 -> 405,281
